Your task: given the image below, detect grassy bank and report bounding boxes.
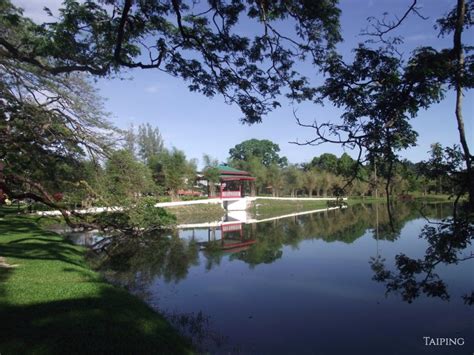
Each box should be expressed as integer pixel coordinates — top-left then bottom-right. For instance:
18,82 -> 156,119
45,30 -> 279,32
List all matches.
348,194 -> 454,204
166,203 -> 225,224
0,211 -> 193,354
252,198 -> 329,219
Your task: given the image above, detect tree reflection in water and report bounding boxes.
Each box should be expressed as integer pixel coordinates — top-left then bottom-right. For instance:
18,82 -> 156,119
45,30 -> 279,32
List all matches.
88,201 -> 472,350
370,203 -> 473,305
94,202 -> 454,287
93,229 -> 200,296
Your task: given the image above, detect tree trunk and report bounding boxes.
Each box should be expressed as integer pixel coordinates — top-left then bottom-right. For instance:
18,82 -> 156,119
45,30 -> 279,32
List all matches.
454,0 -> 474,209
170,189 -> 178,201
250,182 -> 256,197
209,182 -> 216,197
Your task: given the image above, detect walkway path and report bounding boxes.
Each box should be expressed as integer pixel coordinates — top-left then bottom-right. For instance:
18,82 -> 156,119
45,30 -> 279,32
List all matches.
37,196 -> 347,216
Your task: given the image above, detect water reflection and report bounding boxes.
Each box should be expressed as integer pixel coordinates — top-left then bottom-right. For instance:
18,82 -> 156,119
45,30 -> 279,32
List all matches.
74,202 -> 472,353
371,211 -> 474,305
90,202 -> 455,290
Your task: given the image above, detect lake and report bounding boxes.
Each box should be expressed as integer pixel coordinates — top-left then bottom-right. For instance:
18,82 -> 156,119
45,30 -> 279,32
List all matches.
71,203 -> 473,354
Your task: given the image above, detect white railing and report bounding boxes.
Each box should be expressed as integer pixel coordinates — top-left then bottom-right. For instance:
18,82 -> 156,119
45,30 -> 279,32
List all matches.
221,190 -> 241,198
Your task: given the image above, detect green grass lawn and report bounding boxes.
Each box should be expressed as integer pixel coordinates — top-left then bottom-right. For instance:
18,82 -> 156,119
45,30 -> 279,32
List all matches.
0,211 -> 193,354
252,198 -> 329,219
166,203 -> 225,224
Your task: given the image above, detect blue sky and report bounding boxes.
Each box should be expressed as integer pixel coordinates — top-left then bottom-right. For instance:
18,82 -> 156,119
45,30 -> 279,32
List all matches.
15,0 -> 473,167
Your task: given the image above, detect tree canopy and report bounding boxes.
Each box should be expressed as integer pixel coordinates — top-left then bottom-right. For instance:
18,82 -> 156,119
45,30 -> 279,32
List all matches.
0,0 -> 341,123
229,139 -> 288,167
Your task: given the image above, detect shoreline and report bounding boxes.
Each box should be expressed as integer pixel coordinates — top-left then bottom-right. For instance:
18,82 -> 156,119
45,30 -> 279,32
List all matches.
0,212 -> 194,354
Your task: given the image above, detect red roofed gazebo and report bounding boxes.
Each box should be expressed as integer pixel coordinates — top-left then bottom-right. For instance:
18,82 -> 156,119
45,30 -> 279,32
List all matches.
216,165 -> 256,199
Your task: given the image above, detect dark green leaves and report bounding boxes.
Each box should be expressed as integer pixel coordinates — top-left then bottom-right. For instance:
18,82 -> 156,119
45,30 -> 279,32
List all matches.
0,0 -> 342,123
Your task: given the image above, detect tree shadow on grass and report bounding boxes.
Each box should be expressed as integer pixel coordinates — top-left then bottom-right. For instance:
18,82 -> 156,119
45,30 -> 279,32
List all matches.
0,287 -> 192,354
1,218 -> 84,268
0,238 -> 84,268
0,266 -> 12,298
0,216 -> 192,354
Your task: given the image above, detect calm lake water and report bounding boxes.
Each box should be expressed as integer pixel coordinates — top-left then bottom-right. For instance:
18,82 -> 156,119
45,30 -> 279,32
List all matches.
71,203 -> 473,354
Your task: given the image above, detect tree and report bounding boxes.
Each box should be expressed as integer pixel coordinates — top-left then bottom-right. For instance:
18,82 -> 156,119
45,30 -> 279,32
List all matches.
311,153 -> 338,174
366,0 -> 474,206
124,125 -> 137,157
150,148 -> 196,201
337,153 -> 356,177
318,171 -> 334,197
0,0 -> 341,123
284,165 -> 303,197
303,169 -> 318,197
229,139 -> 288,168
0,56 -> 115,225
103,150 -> 156,203
438,0 -> 474,207
427,143 -> 446,194
265,163 -> 285,197
137,123 -> 164,164
202,154 -> 220,197
244,156 -> 268,195
349,0 -> 474,304
296,40 -> 452,211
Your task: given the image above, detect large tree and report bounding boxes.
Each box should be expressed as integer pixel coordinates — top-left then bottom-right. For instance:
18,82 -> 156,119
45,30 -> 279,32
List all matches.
0,59 -> 115,224
296,0 -> 473,208
149,148 -> 196,200
311,153 -> 338,174
202,154 -> 220,197
103,149 -> 156,203
137,123 -> 164,164
229,139 -> 288,168
0,0 -> 343,222
0,0 -> 341,123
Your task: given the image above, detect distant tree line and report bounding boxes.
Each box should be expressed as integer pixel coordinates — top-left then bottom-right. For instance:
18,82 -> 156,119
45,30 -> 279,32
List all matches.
55,131 -> 458,209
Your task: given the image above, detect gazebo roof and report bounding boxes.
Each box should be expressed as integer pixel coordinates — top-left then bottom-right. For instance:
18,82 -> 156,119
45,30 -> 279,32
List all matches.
217,165 -> 255,181
217,165 -> 251,176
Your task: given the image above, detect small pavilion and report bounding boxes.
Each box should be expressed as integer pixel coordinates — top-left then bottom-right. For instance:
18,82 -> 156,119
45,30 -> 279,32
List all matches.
213,165 -> 256,199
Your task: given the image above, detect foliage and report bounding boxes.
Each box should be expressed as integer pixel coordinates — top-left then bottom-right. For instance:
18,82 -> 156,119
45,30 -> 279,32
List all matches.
202,154 -> 220,197
302,168 -> 319,197
127,197 -> 177,229
296,0 -> 473,207
149,148 -> 196,200
315,45 -> 444,185
419,143 -> 466,196
229,139 -> 288,167
0,51 -> 116,224
265,163 -> 285,196
283,165 -> 304,197
103,150 -> 157,203
137,123 -> 164,164
0,0 -> 342,123
311,153 -> 338,174
371,212 -> 474,304
93,198 -> 176,236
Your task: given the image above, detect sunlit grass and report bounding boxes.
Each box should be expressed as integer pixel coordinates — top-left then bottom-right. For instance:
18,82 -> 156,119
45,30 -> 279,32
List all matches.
0,211 -> 193,354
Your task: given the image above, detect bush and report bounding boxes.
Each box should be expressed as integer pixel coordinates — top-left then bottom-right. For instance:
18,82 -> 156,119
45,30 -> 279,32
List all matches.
93,197 -> 176,232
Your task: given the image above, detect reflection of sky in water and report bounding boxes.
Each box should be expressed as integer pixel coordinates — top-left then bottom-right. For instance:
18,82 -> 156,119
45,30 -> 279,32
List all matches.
100,204 -> 474,354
